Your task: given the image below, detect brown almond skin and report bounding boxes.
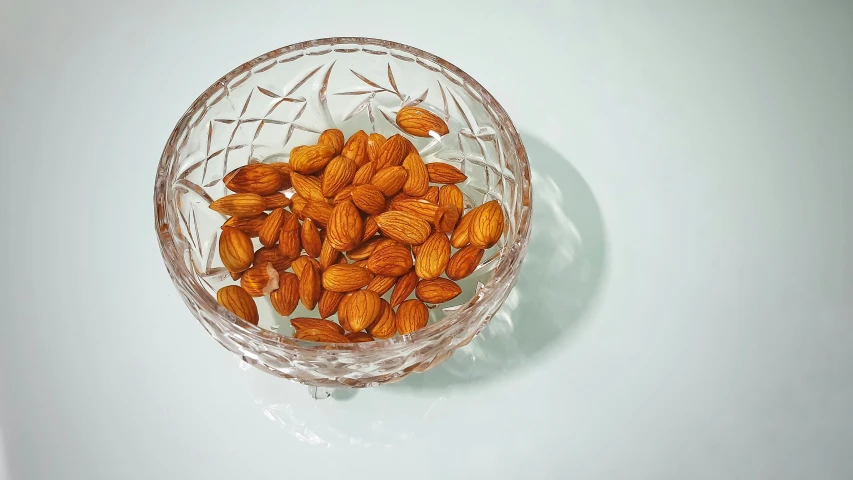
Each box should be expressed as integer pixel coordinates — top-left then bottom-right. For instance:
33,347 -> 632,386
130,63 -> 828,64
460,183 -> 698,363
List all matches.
219,226 -> 254,272
423,186 -> 440,204
258,207 -> 286,247
270,272 -> 299,316
290,194 -> 307,215
262,192 -> 291,210
318,290 -> 346,319
366,275 -> 398,296
396,299 -> 429,335
291,255 -> 319,279
253,247 -> 292,273
375,211 -> 432,245
367,300 -> 397,338
391,198 -> 442,224
416,278 -> 462,304
318,238 -> 340,271
290,317 -> 345,335
267,162 -> 292,177
446,245 -> 485,280
240,262 -> 280,297
439,185 -> 464,213
224,163 -> 286,195
299,262 -> 321,309
347,237 -> 386,261
278,213 -> 301,258
290,172 -> 325,202
374,134 -> 410,170
289,144 -> 336,174
435,205 -> 460,233
321,155 -> 357,197
340,289 -> 382,332
341,130 -> 369,166
366,133 -> 387,164
318,129 -> 345,155
367,244 -> 413,277
332,185 -> 354,204
294,328 -> 350,343
301,201 -> 333,226
371,165 -> 408,196
450,209 -> 474,248
468,200 -> 504,249
210,193 -> 266,217
217,285 -> 259,325
327,200 -> 363,252
300,218 -> 322,258
362,216 -> 379,242
396,107 -> 450,137
426,163 -> 467,184
390,270 -> 419,308
352,162 -> 376,186
223,213 -> 268,238
351,184 -> 386,216
402,152 -> 429,197
415,232 -> 451,280
346,332 -> 375,343
322,264 -> 373,292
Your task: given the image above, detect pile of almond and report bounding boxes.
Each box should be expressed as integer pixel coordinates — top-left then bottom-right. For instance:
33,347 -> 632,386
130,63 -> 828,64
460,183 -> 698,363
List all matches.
210,106 -> 504,343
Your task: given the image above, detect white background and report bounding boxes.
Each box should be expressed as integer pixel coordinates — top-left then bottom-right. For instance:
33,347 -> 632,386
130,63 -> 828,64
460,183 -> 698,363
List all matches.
2,1 -> 852,479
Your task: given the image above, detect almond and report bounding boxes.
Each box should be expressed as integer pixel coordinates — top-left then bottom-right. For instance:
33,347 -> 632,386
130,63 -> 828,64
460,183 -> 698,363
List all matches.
347,236 -> 385,261
289,193 -> 307,215
362,215 -> 379,242
396,106 -> 449,137
367,243 -> 413,277
318,290 -> 346,319
352,162 -> 376,186
375,211 -> 432,245
374,134 -> 410,170
401,152 -> 429,197
261,192 -> 291,210
300,218 -> 322,258
258,207 -> 287,247
278,213 -> 301,258
341,130 -> 369,166
253,247 -> 292,273
396,299 -> 429,335
415,232 -> 451,280
326,199 -> 363,252
270,272 -> 299,316
351,184 -> 386,215
239,261 -> 279,297
318,238 -> 340,271
210,193 -> 266,217
468,200 -> 504,249
223,213 -> 268,237
298,261 -> 321,309
366,274 -> 398,295
439,184 -> 464,213
346,332 -> 374,343
339,289 -> 382,332
450,209 -> 474,248
219,226 -> 254,272
423,186 -> 440,204
426,163 -> 467,184
301,201 -> 333,226
332,185 -> 355,204
391,198 -> 441,224
390,270 -> 419,308
216,285 -> 259,325
223,163 -> 286,195
435,205 -> 460,233
446,245 -> 484,280
289,144 -> 336,174
230,271 -> 243,281
371,165 -> 408,196
290,317 -> 345,335
290,255 -> 319,279
294,328 -> 350,343
317,129 -> 345,155
367,300 -> 397,339
321,264 -> 373,292
267,162 -> 292,177
321,155 -> 357,197
416,278 -> 462,304
290,172 -> 325,202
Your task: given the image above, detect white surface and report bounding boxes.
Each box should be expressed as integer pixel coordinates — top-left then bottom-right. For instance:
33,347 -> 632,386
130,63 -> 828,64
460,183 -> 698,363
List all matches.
2,1 -> 852,479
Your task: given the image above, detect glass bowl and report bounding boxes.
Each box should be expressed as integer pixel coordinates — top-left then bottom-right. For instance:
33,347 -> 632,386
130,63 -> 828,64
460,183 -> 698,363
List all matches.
154,38 -> 532,388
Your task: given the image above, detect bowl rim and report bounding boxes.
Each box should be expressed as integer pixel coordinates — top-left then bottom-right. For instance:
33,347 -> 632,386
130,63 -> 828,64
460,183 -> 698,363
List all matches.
155,37 -> 532,352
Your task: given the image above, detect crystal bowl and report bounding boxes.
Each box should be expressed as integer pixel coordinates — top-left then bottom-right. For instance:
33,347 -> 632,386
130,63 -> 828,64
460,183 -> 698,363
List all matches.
154,38 -> 532,388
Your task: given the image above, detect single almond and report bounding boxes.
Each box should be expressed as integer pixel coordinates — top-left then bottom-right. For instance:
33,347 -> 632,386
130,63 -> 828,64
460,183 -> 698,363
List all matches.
339,289 -> 382,332
294,328 -> 350,343
416,278 -> 462,304
217,285 -> 259,325
327,200 -> 363,252
210,193 -> 266,217
219,226 -> 254,272
367,243 -> 413,277
298,261 -> 321,309
318,238 -> 340,271
415,232 -> 451,280
318,290 -> 346,319
435,205 -> 460,233
332,185 -> 355,204
371,165 -> 408,196
261,192 -> 291,210
374,134 -> 410,170
290,317 -> 345,335
366,133 -> 387,163
289,144 -> 336,174
395,106 -> 449,137
318,129 -> 345,155
426,163 -> 467,184
240,262 -> 280,297
352,161 -> 375,186
290,255 -> 320,279
423,186 -> 440,204
401,152 -> 429,197
390,270 -> 419,308
301,201 -> 333,226
230,271 -> 243,281
224,163 -> 286,195
270,272 -> 299,316
468,200 -> 504,249
289,193 -> 307,215
446,245 -> 484,280
322,264 -> 373,292
396,299 -> 429,335
366,274 -> 398,296
290,172 -> 325,202
450,209 -> 474,248
253,247 -> 292,273
439,184 -> 464,213
367,299 -> 397,339
391,198 -> 442,223
375,210 -> 431,245
351,184 -> 386,216
362,215 -> 379,242
278,213 -> 301,258
258,207 -> 287,247
300,218 -> 322,258
341,130 -> 369,166
223,213 -> 268,237
267,162 -> 292,177
347,236 -> 386,261
346,332 -> 374,343
321,155 -> 357,197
